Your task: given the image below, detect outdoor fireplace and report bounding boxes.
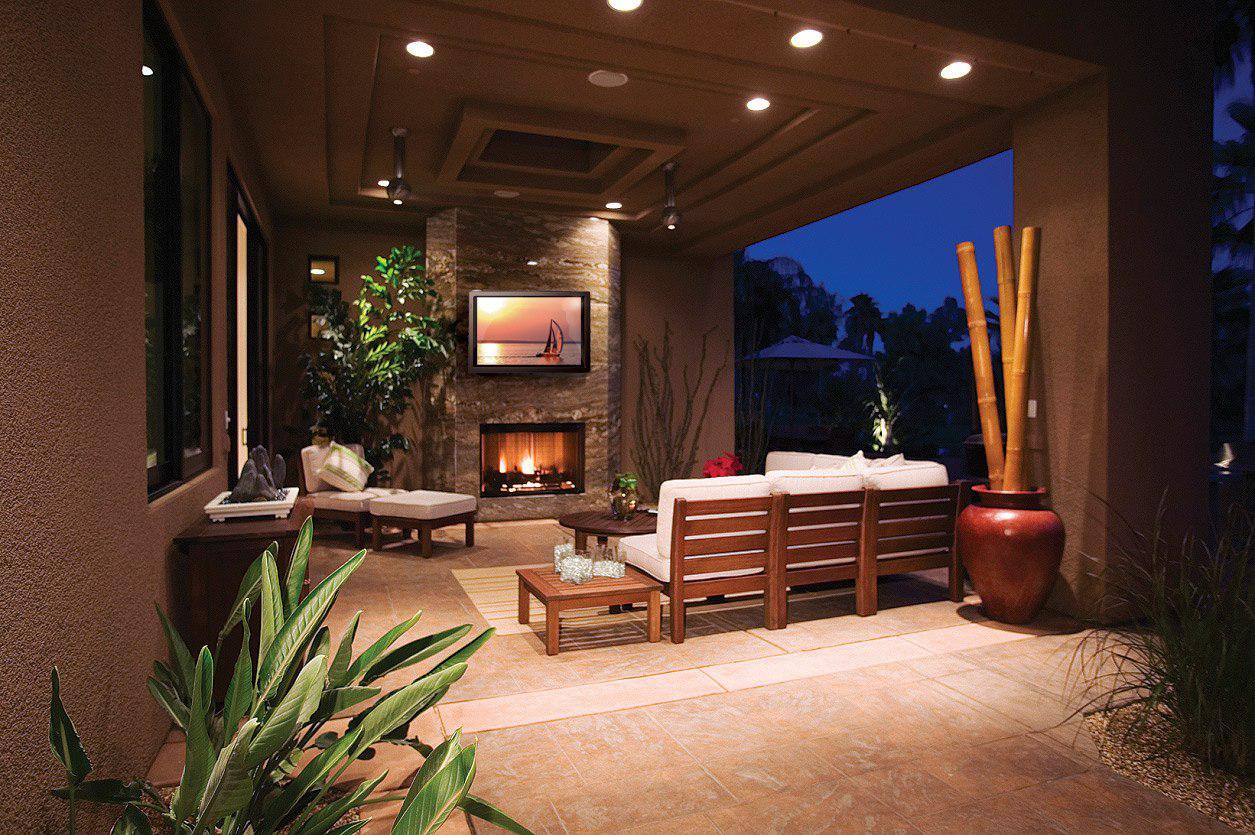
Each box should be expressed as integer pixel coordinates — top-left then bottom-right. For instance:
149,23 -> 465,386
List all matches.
480,422 -> 585,498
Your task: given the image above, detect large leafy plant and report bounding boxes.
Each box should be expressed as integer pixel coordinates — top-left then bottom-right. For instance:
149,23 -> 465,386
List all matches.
304,245 -> 453,479
48,519 -> 530,834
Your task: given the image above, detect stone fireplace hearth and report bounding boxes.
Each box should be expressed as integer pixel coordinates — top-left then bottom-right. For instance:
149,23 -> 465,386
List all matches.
420,207 -> 619,521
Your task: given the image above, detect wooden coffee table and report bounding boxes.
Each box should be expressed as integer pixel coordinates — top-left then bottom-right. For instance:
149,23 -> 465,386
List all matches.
557,510 -> 657,549
516,566 -> 663,655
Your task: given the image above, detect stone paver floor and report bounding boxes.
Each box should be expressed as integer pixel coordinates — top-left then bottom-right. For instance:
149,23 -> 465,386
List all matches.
149,519 -> 1232,833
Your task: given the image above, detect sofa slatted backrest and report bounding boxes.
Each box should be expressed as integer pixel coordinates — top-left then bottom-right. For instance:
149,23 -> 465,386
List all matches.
773,489 -> 866,622
857,483 -> 964,614
666,493 -> 781,642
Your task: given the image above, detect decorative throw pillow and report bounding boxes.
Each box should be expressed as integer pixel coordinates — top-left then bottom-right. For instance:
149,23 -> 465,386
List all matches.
865,453 -> 906,469
317,442 -> 374,492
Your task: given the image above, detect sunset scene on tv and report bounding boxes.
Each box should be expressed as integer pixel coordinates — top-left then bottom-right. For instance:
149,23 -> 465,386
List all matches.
473,294 -> 585,367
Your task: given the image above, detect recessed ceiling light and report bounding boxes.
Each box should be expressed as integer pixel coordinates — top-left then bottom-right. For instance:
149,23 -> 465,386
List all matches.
310,267 -> 326,276
588,70 -> 629,88
607,0 -> 642,10
406,40 -> 434,58
605,201 -> 623,210
377,178 -> 390,187
494,189 -> 520,199
392,198 -> 403,205
142,64 -> 154,77
790,29 -> 823,48
939,60 -> 972,79
746,97 -> 771,111
526,260 -> 539,266
667,223 -> 676,230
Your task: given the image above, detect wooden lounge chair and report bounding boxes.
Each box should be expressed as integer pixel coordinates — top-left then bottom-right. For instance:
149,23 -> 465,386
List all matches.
857,483 -> 964,615
621,475 -> 782,643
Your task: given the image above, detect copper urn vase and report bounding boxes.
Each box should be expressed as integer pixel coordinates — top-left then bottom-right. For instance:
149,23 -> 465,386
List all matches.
957,486 -> 1065,624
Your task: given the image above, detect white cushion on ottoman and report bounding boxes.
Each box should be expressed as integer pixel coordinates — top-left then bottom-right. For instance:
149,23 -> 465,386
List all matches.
310,487 -> 404,513
369,490 -> 477,520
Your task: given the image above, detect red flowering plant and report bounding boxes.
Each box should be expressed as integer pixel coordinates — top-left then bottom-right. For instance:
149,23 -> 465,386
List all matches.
702,451 -> 745,478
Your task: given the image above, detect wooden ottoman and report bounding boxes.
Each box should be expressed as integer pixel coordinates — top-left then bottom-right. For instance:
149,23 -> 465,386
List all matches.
369,490 -> 478,557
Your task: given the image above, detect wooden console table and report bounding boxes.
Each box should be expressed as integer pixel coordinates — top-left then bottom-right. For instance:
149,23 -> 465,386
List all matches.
516,566 -> 662,655
174,499 -> 312,695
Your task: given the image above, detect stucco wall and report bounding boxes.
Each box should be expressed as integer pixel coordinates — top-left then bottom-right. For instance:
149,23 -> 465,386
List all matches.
1013,78 -> 1112,615
0,0 -> 272,827
621,250 -> 737,493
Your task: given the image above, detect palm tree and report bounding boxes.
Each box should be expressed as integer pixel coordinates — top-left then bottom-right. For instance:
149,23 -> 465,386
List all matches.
843,293 -> 882,355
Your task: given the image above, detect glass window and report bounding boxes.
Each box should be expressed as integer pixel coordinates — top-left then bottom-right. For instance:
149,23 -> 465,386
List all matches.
144,2 -> 211,497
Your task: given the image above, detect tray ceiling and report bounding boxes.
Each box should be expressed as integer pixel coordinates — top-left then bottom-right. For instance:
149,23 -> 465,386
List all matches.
188,0 -> 1097,254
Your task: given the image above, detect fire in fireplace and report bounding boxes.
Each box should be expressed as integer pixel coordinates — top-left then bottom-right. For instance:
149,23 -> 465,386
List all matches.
480,422 -> 585,498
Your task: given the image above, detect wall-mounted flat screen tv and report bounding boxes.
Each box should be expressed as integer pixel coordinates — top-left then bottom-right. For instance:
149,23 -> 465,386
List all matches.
469,290 -> 591,373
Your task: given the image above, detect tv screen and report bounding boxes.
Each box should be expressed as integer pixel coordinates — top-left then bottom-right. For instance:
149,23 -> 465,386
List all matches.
469,291 -> 591,373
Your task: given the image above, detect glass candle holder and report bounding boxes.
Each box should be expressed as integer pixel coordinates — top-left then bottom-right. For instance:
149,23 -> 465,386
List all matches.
592,542 -> 626,579
560,550 -> 594,584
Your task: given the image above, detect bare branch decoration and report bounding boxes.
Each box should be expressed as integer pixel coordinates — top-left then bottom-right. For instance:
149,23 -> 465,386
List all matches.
632,323 -> 729,501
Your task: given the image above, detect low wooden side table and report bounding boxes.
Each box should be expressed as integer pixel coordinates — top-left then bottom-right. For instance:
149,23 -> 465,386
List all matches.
516,566 -> 663,655
557,510 -> 657,549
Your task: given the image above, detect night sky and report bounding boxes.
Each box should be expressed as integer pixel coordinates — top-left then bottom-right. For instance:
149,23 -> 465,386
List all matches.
745,150 -> 1013,313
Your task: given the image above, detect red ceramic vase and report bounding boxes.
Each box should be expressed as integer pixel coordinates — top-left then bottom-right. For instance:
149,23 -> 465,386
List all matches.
956,486 -> 1065,624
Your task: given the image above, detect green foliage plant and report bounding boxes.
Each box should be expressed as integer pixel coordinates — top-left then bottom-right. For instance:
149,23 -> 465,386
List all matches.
303,245 -> 453,479
48,518 -> 531,834
1074,500 -> 1253,776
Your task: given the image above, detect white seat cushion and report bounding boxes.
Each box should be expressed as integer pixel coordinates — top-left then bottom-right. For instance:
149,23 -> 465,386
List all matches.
764,451 -> 818,473
310,488 -> 403,513
767,468 -> 864,495
655,475 -> 771,558
301,443 -> 366,493
369,490 -> 477,520
863,461 -> 949,490
620,533 -> 762,584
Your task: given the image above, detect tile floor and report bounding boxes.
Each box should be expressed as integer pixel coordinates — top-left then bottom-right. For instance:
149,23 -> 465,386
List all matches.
149,519 -> 1233,833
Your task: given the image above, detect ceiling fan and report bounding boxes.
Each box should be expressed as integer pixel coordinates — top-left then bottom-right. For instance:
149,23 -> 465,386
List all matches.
385,126 -> 411,205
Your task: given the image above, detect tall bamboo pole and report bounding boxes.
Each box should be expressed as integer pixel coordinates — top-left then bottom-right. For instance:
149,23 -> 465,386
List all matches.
993,225 -> 1017,387
1003,227 -> 1040,491
956,242 -> 1004,490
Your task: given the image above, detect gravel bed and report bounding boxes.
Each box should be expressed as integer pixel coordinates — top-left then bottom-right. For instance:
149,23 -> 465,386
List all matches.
1086,705 -> 1253,832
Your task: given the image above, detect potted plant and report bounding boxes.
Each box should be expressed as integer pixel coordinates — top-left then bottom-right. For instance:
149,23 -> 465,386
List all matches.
303,245 -> 454,483
47,520 -> 531,834
610,473 -> 639,519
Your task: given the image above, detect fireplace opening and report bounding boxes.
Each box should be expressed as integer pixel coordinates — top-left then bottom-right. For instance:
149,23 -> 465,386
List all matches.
480,422 -> 585,498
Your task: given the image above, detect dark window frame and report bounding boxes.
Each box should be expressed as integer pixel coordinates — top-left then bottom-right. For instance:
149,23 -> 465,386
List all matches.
145,0 -> 212,499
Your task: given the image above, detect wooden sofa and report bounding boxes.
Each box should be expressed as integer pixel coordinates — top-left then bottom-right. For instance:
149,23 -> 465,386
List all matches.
621,455 -> 966,638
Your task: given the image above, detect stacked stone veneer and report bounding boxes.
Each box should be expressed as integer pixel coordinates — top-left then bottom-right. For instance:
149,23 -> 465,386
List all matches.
422,207 -> 620,520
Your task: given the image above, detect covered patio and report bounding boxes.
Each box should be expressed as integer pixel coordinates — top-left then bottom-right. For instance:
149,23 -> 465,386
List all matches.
0,0 -> 1229,833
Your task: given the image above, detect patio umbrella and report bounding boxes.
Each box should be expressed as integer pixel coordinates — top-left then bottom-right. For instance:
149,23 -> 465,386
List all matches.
743,336 -> 875,444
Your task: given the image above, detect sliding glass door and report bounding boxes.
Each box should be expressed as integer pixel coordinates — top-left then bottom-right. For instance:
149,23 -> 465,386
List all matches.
226,169 -> 270,481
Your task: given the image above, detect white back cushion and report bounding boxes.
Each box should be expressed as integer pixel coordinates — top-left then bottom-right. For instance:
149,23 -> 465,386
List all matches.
764,451 -> 817,473
767,468 -> 864,495
810,452 -> 853,469
655,475 -> 771,558
863,461 -> 949,490
301,443 -> 366,493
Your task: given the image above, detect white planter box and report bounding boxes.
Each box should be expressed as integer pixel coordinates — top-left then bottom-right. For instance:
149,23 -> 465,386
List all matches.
204,487 -> 299,522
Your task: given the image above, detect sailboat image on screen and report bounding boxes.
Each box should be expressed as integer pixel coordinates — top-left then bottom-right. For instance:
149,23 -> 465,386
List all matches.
536,319 -> 564,360
468,290 -> 591,374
